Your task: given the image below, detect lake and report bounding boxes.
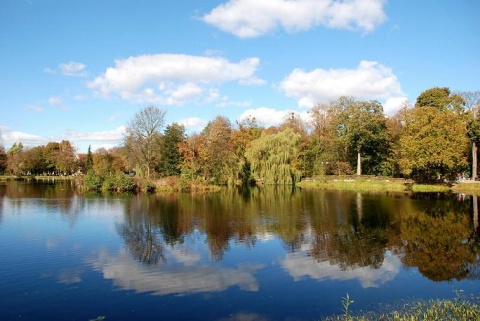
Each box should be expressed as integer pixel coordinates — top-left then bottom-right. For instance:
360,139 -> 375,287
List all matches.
1,180 -> 479,320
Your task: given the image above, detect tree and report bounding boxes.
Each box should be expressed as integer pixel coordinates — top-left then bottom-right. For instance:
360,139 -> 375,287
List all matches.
6,142 -> 24,175
56,140 -> 76,174
92,148 -> 113,177
0,131 -> 6,174
158,123 -> 185,176
86,145 -> 93,172
245,128 -> 301,185
331,97 -> 391,175
398,106 -> 469,181
198,116 -> 237,185
124,106 -> 166,178
232,117 -> 264,185
416,87 -> 465,112
458,91 -> 480,179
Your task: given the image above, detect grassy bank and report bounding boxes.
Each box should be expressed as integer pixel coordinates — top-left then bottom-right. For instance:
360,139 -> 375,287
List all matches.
297,176 -> 459,194
323,296 -> 480,320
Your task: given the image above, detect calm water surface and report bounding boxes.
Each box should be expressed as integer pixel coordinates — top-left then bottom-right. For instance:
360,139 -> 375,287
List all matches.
1,180 -> 479,320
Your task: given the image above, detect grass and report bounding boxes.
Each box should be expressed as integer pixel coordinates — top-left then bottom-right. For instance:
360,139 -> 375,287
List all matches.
324,294 -> 480,321
298,176 -> 460,194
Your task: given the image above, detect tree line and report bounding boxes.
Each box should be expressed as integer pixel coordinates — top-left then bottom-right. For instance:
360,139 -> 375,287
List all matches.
1,87 -> 479,189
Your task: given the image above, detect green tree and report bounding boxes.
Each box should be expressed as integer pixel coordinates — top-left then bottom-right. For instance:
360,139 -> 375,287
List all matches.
158,122 -> 185,176
0,131 -> 6,174
331,97 -> 391,175
245,128 -> 301,185
22,146 -> 47,174
86,145 -> 93,172
416,87 -> 465,112
124,106 -> 166,178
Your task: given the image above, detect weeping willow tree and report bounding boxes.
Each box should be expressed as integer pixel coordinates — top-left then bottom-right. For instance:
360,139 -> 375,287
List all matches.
245,128 -> 301,185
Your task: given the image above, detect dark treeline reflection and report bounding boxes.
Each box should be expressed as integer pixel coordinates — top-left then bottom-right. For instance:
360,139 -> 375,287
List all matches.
113,188 -> 480,282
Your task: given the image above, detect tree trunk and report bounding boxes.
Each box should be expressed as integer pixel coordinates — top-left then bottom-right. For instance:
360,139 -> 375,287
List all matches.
472,142 -> 477,180
357,150 -> 361,176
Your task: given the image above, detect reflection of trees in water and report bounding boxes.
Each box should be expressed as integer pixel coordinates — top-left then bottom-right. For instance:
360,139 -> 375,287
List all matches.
114,186 -> 480,279
2,180 -> 84,226
401,210 -> 480,281
308,192 -> 394,270
117,220 -> 165,265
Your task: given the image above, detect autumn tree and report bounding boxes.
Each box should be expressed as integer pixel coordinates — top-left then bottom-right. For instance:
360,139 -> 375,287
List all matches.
231,117 -> 263,185
92,148 -> 113,177
124,106 -> 166,178
158,122 -> 185,176
245,128 -> 301,185
56,140 -> 76,174
198,116 -> 237,185
308,103 -> 344,175
398,106 -> 469,181
6,142 -> 24,175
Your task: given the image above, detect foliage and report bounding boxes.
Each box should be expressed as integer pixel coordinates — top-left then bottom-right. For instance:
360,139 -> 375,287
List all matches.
245,128 -> 301,185
401,210 -> 479,281
398,106 -> 469,181
416,87 -> 466,112
331,98 -> 392,175
158,122 -> 185,176
83,170 -> 103,191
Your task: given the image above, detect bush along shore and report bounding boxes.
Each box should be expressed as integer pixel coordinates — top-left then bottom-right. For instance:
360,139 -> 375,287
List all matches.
3,173 -> 480,195
74,172 -> 220,193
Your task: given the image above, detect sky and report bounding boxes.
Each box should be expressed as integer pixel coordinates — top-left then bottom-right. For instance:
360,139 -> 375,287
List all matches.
0,0 -> 479,153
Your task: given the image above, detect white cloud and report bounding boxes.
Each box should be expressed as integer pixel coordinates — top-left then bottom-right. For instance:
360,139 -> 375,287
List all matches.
282,250 -> 400,288
88,250 -> 263,295
280,60 -> 406,110
178,117 -> 208,131
63,126 -> 126,143
238,107 -> 311,127
59,61 -> 87,77
2,130 -> 49,147
202,0 -> 387,38
48,96 -> 63,107
88,54 -> 264,105
384,96 -> 409,116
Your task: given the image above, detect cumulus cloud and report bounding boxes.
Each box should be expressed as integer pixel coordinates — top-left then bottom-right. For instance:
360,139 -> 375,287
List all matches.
280,60 -> 407,114
62,126 -> 126,143
282,250 -> 401,288
2,130 -> 49,147
202,0 -> 387,38
48,96 -> 63,107
59,62 -> 87,77
238,107 -> 311,127
88,250 -> 263,295
44,61 -> 87,77
88,54 -> 264,105
177,117 -> 208,131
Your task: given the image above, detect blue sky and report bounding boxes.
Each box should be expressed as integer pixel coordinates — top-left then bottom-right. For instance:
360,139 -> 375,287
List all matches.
1,0 -> 479,153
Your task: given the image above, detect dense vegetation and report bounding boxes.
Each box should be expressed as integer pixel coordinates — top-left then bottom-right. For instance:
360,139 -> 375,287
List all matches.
1,87 -> 479,191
